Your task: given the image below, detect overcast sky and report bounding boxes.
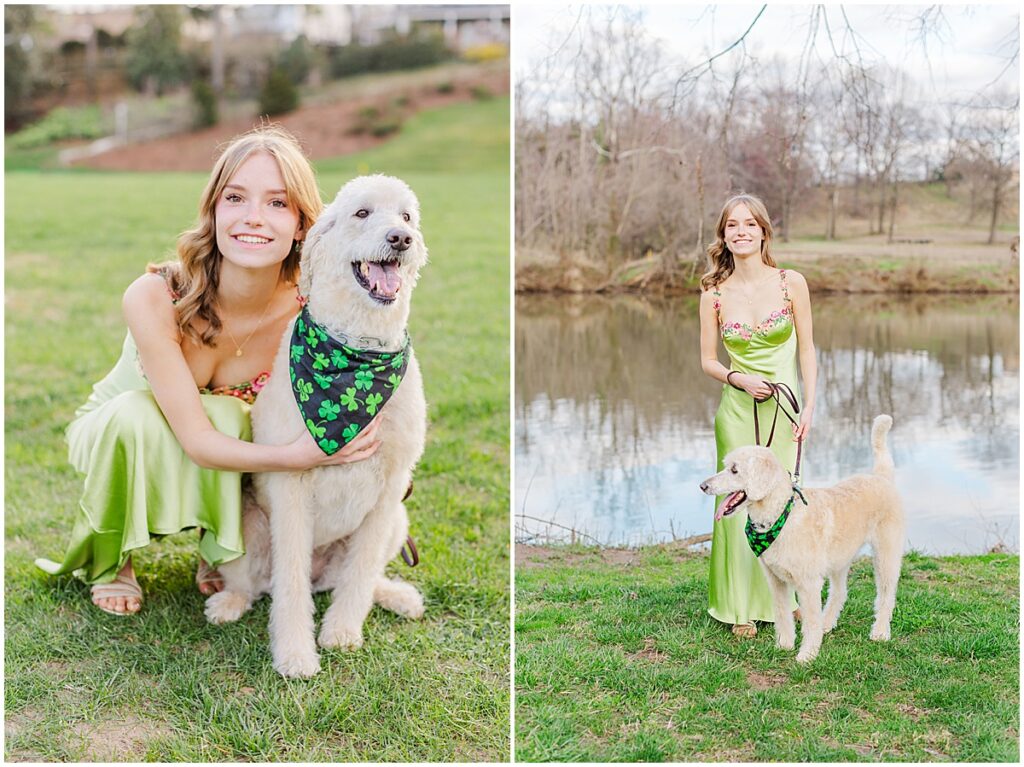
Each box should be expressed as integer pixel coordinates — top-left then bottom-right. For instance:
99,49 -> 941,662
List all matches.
515,3 -> 1020,103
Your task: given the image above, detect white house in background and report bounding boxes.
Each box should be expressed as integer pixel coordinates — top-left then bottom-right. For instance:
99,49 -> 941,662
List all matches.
45,5 -> 509,51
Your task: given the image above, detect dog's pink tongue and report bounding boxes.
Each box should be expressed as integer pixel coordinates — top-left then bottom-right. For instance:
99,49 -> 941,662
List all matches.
715,491 -> 741,522
367,261 -> 402,298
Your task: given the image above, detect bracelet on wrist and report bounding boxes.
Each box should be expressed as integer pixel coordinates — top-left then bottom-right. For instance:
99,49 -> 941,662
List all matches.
726,370 -> 742,390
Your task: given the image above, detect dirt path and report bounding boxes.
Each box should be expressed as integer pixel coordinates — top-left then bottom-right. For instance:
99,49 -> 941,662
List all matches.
72,66 -> 508,172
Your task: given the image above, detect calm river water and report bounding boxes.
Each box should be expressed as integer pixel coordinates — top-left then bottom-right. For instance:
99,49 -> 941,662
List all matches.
515,292 -> 1019,555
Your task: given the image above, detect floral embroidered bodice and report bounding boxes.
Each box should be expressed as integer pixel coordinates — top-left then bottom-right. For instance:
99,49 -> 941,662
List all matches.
712,269 -> 794,349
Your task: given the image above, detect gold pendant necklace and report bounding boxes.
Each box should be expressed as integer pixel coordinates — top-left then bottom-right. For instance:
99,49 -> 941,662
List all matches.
224,293 -> 275,357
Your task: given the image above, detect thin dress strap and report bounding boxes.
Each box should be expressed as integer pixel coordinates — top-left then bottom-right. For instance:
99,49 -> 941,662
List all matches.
156,266 -> 181,304
710,284 -> 723,324
779,269 -> 791,306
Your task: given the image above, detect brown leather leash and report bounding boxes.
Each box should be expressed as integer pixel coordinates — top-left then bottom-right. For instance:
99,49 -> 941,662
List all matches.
730,377 -> 803,482
400,480 -> 419,567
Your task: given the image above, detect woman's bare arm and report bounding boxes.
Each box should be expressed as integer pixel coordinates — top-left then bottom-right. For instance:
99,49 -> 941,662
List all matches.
788,270 -> 817,440
123,274 -> 378,471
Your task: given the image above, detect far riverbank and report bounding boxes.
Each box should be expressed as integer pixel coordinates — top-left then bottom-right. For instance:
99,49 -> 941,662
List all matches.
517,237 -> 1019,294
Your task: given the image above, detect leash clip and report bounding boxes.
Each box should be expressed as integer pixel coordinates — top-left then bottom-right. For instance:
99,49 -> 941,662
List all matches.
792,484 -> 808,506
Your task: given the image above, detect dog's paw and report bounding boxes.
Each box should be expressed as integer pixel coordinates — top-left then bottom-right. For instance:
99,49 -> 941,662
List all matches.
795,645 -> 820,663
318,622 -> 364,651
869,623 -> 891,641
376,582 -> 425,619
273,646 -> 321,678
776,635 -> 795,651
204,591 -> 251,624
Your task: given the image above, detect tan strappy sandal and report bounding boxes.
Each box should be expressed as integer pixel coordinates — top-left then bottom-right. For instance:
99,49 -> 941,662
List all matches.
91,570 -> 142,616
732,622 -> 757,638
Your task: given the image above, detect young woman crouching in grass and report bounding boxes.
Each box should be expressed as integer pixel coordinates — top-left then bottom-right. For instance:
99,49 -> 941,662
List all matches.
36,126 -> 380,615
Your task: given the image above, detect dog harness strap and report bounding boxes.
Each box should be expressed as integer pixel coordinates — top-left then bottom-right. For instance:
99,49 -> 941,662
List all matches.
289,306 -> 410,455
744,488 -> 808,557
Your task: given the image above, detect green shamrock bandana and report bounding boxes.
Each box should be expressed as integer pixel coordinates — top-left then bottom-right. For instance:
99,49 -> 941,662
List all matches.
745,487 -> 808,557
290,306 -> 409,455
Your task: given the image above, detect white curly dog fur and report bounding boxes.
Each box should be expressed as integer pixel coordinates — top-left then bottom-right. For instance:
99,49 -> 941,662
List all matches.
701,415 -> 904,662
205,175 -> 428,678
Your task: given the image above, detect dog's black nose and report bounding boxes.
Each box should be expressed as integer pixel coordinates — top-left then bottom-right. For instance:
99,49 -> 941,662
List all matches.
386,228 -> 413,252
699,481 -> 709,493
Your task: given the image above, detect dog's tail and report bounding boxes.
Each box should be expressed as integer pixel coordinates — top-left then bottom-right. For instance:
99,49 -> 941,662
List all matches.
871,414 -> 895,479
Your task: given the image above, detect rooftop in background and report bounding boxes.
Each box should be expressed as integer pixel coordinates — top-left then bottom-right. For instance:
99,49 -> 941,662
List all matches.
44,4 -> 510,49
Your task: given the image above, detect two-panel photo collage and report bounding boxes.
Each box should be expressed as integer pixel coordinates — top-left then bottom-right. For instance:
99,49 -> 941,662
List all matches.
3,3 -> 1019,764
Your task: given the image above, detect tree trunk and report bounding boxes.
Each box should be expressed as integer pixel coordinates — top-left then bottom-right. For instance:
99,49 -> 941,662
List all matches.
694,154 -> 705,255
987,176 -> 1003,245
825,186 -> 838,240
876,178 -> 886,234
886,177 -> 898,244
780,173 -> 793,243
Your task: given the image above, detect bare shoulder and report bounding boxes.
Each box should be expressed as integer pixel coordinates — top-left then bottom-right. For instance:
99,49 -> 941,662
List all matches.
122,273 -> 177,330
123,272 -> 170,306
782,268 -> 809,295
699,285 -> 720,311
782,268 -> 807,286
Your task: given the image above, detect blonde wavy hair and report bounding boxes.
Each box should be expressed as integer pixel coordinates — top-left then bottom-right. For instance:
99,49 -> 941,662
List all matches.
149,125 -> 323,347
700,194 -> 776,290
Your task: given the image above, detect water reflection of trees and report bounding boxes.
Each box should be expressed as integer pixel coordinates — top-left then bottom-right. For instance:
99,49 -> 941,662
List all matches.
520,290 -> 1015,428
517,291 -> 1019,493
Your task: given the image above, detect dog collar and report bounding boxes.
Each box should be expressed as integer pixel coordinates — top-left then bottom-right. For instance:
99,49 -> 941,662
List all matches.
290,306 -> 410,455
745,486 -> 808,557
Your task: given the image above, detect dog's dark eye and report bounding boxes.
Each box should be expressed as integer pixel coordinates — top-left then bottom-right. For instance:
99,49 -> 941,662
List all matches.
402,212 -> 411,222
730,465 -> 738,474
355,209 -> 370,219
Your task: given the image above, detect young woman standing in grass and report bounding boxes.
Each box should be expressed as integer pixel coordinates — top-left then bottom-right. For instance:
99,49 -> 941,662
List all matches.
36,126 -> 380,615
698,194 -> 817,637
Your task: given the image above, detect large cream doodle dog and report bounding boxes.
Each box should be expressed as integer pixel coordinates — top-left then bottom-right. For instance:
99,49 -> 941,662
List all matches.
205,175 -> 428,678
701,415 -> 904,663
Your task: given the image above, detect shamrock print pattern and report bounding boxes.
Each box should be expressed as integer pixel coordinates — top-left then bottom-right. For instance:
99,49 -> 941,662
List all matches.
744,494 -> 797,557
289,306 -> 410,455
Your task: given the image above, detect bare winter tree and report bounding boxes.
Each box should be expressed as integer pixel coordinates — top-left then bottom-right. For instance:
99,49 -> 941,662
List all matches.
809,71 -> 852,239
515,4 -> 1018,280
959,94 -> 1020,244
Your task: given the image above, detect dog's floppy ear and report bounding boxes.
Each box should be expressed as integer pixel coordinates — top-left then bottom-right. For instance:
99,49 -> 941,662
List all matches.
742,449 -> 783,501
298,205 -> 338,299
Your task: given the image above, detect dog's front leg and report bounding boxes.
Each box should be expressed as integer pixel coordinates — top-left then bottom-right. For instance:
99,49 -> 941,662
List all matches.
317,502 -> 408,651
762,564 -> 795,651
205,498 -> 271,624
795,576 -> 825,663
267,474 -> 320,678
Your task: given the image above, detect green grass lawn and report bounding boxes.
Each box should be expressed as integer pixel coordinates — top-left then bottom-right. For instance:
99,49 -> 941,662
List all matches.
5,97 -> 510,762
516,547 -> 1019,762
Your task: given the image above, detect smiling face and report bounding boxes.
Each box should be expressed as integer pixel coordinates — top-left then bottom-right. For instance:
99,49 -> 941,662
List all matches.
723,202 -> 764,261
214,151 -> 304,272
303,175 -> 427,310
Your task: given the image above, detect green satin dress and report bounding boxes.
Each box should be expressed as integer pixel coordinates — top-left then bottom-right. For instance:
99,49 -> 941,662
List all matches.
708,269 -> 801,625
35,332 -> 264,585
